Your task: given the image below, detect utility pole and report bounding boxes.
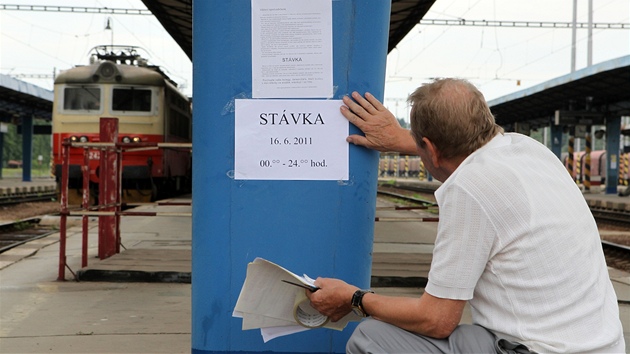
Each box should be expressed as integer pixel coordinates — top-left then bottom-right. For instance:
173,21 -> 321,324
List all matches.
572,0 -> 595,72
587,0 -> 593,67
571,0 -> 577,72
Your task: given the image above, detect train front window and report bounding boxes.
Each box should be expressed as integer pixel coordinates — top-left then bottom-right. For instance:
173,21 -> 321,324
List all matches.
63,87 -> 101,111
112,88 -> 152,112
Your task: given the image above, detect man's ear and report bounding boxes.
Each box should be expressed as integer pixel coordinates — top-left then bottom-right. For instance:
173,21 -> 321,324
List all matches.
423,137 -> 441,168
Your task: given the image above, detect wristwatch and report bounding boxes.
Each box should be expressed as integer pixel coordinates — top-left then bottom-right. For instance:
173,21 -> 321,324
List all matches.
351,289 -> 374,317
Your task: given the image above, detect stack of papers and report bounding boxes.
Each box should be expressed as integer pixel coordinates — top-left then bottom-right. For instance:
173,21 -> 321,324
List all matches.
233,258 -> 362,342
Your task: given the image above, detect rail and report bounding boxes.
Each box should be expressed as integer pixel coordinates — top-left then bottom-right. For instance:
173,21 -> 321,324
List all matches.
58,117 -> 192,281
376,188 -> 439,222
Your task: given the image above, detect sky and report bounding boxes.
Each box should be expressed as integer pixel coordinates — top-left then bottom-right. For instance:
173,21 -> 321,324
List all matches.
1,0 -> 629,122
0,0 -> 192,94
384,0 -> 629,120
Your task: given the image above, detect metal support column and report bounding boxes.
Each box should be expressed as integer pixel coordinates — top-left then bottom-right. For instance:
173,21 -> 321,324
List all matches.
584,132 -> 591,191
568,134 -> 576,181
606,116 -> 621,194
21,115 -> 33,182
98,118 -> 119,259
82,147 -> 90,267
58,140 -> 70,281
192,1 -> 390,353
550,124 -> 563,160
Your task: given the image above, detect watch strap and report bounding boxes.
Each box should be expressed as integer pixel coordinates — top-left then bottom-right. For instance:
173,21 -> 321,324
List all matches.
351,289 -> 374,317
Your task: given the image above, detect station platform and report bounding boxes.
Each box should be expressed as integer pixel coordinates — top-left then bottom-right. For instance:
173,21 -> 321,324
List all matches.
584,189 -> 630,212
0,198 -> 192,353
0,176 -> 56,197
0,191 -> 629,352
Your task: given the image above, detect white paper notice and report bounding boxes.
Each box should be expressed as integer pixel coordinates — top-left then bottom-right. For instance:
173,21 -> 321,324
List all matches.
232,258 -> 362,342
251,0 -> 333,98
235,99 -> 348,180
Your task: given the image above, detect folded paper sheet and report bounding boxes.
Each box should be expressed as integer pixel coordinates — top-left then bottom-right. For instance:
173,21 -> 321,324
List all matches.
233,258 -> 362,342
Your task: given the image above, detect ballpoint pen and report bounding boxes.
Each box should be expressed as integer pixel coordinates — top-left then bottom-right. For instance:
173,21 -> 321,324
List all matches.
281,279 -> 319,292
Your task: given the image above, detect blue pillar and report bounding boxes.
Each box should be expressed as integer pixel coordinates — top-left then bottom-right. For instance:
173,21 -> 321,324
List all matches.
550,124 -> 563,160
21,115 -> 33,182
605,116 -> 621,194
192,1 -> 390,353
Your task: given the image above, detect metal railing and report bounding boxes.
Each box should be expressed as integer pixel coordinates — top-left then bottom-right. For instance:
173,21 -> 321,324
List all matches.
58,118 -> 192,281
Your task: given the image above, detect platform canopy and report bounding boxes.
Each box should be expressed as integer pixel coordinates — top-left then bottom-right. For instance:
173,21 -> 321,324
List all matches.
488,55 -> 630,128
0,74 -> 53,124
141,0 -> 437,60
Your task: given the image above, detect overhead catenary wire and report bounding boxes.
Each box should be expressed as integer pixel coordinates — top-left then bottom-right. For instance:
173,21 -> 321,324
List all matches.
0,4 -> 153,15
418,18 -> 629,29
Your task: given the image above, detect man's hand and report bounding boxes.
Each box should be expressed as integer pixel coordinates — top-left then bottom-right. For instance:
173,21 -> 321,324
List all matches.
341,92 -> 418,155
306,276 -> 466,339
306,277 -> 358,322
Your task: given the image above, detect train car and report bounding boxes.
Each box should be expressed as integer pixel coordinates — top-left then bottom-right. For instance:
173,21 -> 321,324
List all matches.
563,150 -> 607,185
52,45 -> 192,204
587,150 -> 607,185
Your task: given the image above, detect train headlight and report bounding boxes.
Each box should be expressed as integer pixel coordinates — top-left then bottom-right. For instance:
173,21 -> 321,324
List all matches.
79,136 -> 89,143
132,137 -> 142,143
122,136 -> 131,143
70,136 -> 78,142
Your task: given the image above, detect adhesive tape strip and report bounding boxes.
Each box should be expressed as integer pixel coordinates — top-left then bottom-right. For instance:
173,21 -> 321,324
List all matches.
293,290 -> 329,328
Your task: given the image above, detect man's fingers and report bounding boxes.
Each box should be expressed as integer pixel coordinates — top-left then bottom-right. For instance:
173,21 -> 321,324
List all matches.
342,96 -> 369,120
340,105 -> 366,128
346,134 -> 370,148
351,91 -> 378,115
364,92 -> 387,112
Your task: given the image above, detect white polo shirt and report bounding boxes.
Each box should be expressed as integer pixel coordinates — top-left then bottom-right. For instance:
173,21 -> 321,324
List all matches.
426,133 -> 625,353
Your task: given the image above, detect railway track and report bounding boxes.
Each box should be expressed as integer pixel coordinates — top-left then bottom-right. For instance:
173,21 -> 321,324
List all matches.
603,241 -> 630,274
4,184 -> 629,272
377,189 -> 437,207
378,183 -> 630,273
0,217 -> 58,254
590,209 -> 630,226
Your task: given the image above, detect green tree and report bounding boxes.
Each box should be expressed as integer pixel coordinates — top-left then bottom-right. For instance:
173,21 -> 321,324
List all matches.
3,124 -> 21,165
1,120 -> 51,168
31,120 -> 52,167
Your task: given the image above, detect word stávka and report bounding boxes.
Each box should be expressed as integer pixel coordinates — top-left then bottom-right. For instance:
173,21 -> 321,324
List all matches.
234,99 -> 348,181
259,111 -> 325,125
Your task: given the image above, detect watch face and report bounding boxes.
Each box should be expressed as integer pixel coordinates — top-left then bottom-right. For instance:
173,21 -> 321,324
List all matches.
351,290 -> 363,307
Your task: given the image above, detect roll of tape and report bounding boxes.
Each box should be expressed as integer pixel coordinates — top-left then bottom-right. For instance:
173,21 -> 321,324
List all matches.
293,290 -> 329,328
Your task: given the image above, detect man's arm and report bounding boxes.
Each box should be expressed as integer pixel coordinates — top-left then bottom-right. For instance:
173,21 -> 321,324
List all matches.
307,277 -> 465,339
341,92 -> 419,155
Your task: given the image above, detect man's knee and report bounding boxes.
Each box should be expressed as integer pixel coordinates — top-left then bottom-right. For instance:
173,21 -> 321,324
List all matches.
448,324 -> 496,352
346,319 -> 383,354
